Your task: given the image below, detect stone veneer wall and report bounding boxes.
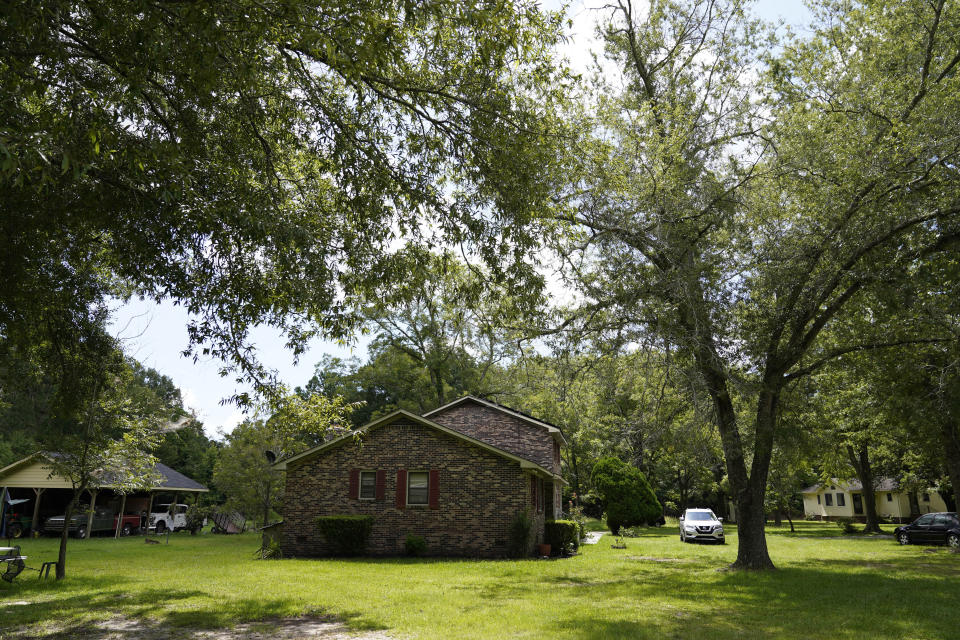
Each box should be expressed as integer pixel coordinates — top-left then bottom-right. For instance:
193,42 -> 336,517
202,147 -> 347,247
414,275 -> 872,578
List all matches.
281,419 -> 540,558
429,400 -> 558,473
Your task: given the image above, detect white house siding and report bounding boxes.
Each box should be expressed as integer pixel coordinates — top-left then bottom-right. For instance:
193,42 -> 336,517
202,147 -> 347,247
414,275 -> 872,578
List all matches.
802,494 -> 824,518
917,491 -> 949,514
802,485 -> 950,522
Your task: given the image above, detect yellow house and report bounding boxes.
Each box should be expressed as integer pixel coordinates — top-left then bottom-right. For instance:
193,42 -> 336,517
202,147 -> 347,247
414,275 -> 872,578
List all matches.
801,478 -> 949,523
0,452 -> 208,537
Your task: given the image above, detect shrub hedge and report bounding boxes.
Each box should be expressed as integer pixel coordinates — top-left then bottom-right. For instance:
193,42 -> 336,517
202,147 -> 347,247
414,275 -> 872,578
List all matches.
405,534 -> 427,556
315,515 -> 374,555
508,511 -> 533,558
544,519 -> 579,556
592,456 -> 662,534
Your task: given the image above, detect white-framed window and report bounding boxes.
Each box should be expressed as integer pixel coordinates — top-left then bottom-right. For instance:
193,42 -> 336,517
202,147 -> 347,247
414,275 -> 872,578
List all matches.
836,493 -> 845,507
407,471 -> 429,506
359,471 -> 376,500
825,493 -> 833,506
817,495 -> 821,505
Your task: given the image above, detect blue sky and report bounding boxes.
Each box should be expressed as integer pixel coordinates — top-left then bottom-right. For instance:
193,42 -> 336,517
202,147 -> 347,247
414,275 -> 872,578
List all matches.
109,0 -> 813,438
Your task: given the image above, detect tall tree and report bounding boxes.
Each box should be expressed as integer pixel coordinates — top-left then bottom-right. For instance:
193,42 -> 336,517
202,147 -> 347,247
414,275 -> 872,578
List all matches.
363,251 -> 521,409
554,0 -> 960,569
213,390 -> 352,525
213,420 -> 284,527
35,308 -> 164,579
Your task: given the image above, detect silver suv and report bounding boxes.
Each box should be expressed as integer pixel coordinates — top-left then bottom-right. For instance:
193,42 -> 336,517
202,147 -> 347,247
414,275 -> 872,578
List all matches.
679,508 -> 725,544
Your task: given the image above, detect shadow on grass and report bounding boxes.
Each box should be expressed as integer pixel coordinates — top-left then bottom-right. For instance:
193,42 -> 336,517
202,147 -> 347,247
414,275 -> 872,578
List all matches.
546,561 -> 960,640
0,582 -> 386,637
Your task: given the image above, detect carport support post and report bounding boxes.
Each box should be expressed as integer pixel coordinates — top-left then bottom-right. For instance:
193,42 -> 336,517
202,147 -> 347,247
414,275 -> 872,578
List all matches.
174,493 -> 181,531
1,485 -> 6,537
145,492 -> 155,534
31,488 -> 45,535
85,489 -> 98,539
114,493 -> 127,539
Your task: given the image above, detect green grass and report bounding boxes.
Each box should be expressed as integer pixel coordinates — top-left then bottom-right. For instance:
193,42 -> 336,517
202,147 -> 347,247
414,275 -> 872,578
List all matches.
2,522 -> 958,639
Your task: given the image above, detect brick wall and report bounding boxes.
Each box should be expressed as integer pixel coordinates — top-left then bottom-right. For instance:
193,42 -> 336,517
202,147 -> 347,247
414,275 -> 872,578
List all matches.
281,419 -> 541,558
429,400 -> 558,473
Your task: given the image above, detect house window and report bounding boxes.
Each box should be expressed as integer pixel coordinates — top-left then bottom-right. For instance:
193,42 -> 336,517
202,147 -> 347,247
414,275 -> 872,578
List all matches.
836,493 -> 845,507
817,495 -> 821,505
922,493 -> 930,502
407,471 -> 429,505
359,471 -> 376,500
537,478 -> 544,514
887,493 -> 893,502
825,493 -> 833,506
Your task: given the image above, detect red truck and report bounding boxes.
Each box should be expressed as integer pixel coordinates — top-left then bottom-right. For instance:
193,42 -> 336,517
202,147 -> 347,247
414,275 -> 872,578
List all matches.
45,506 -> 142,538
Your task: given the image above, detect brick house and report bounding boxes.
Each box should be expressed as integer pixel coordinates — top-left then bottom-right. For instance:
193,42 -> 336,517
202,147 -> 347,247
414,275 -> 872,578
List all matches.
276,396 -> 565,558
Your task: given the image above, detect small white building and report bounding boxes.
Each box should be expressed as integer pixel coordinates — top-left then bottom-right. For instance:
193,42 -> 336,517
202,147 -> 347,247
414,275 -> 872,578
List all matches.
801,478 -> 949,523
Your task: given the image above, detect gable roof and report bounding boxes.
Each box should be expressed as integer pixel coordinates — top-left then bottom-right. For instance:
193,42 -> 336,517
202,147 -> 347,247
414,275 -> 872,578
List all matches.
801,477 -> 900,494
0,453 -> 209,492
274,409 -> 562,482
153,462 -> 208,491
424,395 -> 567,445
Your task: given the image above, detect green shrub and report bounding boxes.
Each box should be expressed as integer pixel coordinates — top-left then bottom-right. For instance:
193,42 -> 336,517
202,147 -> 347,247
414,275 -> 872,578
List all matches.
836,518 -> 857,534
544,520 -> 579,556
315,515 -> 374,555
404,534 -> 427,556
508,511 -> 532,558
580,492 -> 604,519
567,503 -> 587,540
256,539 -> 283,559
591,457 -> 662,534
185,505 -> 213,534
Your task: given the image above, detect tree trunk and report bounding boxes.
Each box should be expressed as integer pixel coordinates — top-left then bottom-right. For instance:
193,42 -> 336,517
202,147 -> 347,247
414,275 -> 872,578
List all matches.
431,369 -> 445,408
938,421 -> 960,514
56,489 -> 81,580
908,491 -> 921,517
731,493 -> 773,570
774,510 -> 782,527
786,509 -> 794,533
727,386 -> 778,570
847,444 -> 881,533
678,269 -> 775,570
262,481 -> 271,528
698,361 -> 776,570
568,450 -> 582,497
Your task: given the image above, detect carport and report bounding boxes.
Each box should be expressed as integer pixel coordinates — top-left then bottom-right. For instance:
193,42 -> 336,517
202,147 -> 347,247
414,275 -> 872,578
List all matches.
0,453 -> 208,538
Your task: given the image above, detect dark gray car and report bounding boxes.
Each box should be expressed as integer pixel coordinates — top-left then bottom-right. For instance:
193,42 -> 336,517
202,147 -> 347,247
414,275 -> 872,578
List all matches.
895,512 -> 960,548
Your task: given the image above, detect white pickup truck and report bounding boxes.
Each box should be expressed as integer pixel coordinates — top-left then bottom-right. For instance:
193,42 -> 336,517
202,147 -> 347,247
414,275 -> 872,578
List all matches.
150,503 -> 189,533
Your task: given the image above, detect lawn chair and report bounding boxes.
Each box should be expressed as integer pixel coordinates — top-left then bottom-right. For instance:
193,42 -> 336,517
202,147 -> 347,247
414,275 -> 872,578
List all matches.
1,545 -> 26,583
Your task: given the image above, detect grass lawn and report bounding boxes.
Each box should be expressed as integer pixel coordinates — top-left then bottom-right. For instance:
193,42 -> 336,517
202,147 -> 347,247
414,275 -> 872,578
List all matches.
2,522 -> 958,639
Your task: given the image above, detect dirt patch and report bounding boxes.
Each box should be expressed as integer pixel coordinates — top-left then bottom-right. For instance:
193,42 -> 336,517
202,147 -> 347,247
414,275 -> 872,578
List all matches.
197,616 -> 393,639
4,615 -> 394,640
625,556 -> 683,563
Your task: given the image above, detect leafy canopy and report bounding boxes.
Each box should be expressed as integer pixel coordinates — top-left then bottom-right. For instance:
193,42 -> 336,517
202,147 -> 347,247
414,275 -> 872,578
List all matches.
0,0 -> 570,398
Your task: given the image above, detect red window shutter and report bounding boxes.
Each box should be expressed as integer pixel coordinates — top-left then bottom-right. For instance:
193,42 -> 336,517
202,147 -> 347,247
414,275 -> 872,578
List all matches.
429,469 -> 439,509
396,469 -> 407,509
349,469 -> 360,500
530,476 -> 537,507
375,470 -> 386,500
